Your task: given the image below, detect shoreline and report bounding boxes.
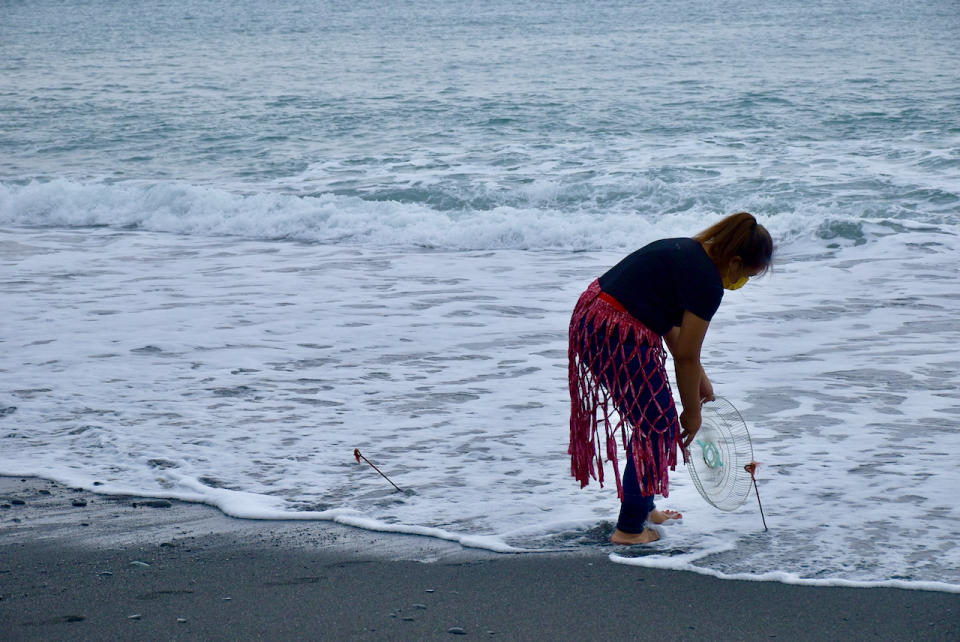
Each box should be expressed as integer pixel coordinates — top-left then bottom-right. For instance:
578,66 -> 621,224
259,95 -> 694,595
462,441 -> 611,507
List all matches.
0,475 -> 481,562
2,476 -> 959,640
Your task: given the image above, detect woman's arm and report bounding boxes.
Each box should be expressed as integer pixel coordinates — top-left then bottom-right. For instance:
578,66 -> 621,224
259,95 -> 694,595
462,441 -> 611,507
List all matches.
668,329 -> 715,403
664,310 -> 710,449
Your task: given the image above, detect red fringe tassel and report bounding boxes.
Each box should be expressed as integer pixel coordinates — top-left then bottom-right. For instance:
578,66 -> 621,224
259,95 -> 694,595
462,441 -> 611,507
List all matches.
568,280 -> 679,499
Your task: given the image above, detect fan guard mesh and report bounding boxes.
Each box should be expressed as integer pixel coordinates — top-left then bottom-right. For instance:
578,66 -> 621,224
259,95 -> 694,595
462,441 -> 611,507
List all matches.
686,397 -> 754,511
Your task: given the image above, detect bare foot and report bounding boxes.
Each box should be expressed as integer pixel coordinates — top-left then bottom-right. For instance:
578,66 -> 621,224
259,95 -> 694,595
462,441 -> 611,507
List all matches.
648,509 -> 683,524
610,527 -> 660,545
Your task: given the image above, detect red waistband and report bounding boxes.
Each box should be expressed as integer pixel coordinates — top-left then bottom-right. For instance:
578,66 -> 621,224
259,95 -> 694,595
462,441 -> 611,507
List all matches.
597,290 -> 628,313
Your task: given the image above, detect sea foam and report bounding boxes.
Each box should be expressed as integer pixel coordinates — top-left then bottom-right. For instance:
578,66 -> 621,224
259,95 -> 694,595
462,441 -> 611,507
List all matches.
2,225 -> 959,589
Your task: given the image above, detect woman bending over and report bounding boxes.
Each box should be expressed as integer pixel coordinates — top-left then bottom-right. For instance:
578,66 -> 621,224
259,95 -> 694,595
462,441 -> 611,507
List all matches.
568,212 -> 773,544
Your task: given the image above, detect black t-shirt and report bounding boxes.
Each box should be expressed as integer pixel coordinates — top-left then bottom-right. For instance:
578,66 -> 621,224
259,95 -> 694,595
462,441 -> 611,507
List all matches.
597,237 -> 723,336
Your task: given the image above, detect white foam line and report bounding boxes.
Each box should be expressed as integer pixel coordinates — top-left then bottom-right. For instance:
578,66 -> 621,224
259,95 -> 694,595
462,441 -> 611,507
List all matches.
609,553 -> 960,594
3,470 -> 525,555
168,474 -> 527,553
330,514 -> 523,554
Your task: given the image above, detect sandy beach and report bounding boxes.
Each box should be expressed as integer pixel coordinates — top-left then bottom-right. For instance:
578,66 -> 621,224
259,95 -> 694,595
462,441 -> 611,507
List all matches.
1,476 -> 957,641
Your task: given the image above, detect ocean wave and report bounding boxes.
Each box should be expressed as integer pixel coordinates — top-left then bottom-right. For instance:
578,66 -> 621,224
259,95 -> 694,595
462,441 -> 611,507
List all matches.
0,179 -> 953,252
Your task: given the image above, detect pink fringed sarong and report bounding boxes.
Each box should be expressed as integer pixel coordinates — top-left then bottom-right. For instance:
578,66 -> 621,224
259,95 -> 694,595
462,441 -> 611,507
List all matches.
568,280 -> 679,499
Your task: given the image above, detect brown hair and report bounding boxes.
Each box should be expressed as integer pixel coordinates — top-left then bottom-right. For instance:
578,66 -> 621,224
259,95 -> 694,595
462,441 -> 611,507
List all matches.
693,212 -> 774,275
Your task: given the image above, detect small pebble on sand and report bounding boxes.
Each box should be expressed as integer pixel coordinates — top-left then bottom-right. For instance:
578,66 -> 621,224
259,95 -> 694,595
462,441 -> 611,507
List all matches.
448,627 -> 467,635
133,500 -> 173,508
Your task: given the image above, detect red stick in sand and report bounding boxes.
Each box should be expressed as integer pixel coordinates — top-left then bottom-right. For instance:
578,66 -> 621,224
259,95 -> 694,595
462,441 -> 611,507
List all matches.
744,461 -> 769,531
353,448 -> 404,493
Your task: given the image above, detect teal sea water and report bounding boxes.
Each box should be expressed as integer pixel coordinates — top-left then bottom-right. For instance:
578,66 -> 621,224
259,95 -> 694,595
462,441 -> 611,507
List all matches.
2,0 -> 960,589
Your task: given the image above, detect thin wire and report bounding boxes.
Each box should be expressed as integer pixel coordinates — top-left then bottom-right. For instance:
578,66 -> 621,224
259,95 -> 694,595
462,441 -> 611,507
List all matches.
744,462 -> 769,531
353,448 -> 404,493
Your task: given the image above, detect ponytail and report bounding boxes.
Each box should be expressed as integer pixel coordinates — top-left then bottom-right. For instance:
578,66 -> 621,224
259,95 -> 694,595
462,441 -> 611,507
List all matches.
693,212 -> 773,275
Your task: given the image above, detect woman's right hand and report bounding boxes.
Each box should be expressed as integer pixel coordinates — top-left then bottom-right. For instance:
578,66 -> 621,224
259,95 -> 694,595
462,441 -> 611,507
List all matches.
679,408 -> 702,450
698,370 -> 715,404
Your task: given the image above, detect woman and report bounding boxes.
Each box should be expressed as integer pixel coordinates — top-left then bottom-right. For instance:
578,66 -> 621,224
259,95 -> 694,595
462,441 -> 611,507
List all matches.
568,212 -> 773,545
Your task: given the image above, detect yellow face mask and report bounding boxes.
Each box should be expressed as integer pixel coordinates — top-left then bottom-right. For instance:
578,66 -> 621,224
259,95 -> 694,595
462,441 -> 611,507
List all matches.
723,274 -> 749,291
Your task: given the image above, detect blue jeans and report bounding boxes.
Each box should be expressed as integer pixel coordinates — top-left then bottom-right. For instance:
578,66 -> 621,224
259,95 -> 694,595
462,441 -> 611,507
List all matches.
617,444 -> 656,533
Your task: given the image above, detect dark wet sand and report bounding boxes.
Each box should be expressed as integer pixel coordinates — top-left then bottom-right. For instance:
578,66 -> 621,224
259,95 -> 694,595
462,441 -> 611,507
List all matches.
2,476 -> 958,641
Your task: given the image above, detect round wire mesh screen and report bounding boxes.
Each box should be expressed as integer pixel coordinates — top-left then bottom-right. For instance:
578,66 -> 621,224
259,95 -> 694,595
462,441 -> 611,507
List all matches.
686,396 -> 754,511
